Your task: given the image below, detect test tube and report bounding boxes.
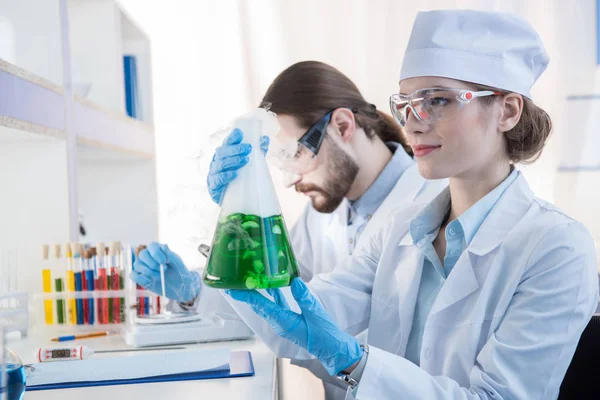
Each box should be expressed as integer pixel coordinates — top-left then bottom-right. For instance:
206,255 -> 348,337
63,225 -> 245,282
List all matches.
118,242 -> 126,322
54,244 -> 65,325
96,243 -> 108,324
41,245 -> 54,325
73,244 -> 84,325
80,247 -> 88,324
84,250 -> 95,325
55,278 -> 65,324
106,245 -> 114,323
110,242 -> 121,324
64,243 -> 76,325
135,245 -> 147,316
81,249 -> 89,324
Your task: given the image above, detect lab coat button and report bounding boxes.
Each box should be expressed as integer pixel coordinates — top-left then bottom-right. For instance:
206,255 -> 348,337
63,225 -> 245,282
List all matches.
449,228 -> 456,236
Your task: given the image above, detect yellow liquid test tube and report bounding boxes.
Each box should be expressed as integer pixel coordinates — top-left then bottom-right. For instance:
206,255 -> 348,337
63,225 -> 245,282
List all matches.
41,245 -> 54,325
65,243 -> 77,325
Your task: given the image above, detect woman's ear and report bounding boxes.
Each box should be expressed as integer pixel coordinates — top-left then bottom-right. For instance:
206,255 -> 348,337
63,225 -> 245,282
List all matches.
329,108 -> 356,143
498,93 -> 524,132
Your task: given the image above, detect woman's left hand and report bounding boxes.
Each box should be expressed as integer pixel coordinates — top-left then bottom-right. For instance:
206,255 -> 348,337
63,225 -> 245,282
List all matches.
226,278 -> 363,375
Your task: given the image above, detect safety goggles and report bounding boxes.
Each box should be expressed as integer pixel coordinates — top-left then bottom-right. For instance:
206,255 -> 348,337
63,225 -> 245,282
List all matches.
389,88 -> 501,127
268,112 -> 332,175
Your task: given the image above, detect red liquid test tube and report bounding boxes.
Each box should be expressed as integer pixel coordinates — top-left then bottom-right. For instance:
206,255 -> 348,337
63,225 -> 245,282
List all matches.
98,268 -> 109,324
111,267 -> 121,323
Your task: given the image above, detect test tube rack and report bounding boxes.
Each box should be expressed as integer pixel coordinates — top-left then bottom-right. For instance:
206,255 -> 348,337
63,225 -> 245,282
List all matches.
36,243 -> 165,332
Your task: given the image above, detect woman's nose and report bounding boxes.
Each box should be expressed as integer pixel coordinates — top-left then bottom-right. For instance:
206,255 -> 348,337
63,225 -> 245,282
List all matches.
404,106 -> 426,135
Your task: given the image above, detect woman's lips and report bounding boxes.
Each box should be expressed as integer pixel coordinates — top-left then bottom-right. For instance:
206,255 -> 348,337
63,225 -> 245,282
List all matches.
412,144 -> 441,157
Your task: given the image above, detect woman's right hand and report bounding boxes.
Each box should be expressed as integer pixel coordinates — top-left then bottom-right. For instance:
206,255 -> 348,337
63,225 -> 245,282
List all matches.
207,129 -> 269,204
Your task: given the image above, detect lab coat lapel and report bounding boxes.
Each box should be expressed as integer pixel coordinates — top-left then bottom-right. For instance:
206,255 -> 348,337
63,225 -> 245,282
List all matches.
394,228 -> 425,356
428,173 -> 534,317
326,199 -> 349,255
428,252 -> 479,316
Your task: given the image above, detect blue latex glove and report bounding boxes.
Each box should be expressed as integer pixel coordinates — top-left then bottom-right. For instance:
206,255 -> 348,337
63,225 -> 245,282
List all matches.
131,242 -> 201,302
207,128 -> 270,204
226,278 -> 363,375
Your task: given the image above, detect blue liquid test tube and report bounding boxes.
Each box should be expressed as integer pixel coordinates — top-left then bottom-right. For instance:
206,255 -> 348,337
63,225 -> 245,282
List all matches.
74,272 -> 84,325
86,269 -> 95,324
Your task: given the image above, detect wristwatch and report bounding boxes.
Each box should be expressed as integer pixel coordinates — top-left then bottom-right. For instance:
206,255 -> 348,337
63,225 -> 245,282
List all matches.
336,344 -> 369,389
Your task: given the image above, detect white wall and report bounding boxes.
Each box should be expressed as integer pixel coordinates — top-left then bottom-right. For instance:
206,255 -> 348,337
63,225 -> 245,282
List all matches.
68,0 -> 125,112
0,133 -> 71,294
0,0 -> 63,84
77,154 -> 159,247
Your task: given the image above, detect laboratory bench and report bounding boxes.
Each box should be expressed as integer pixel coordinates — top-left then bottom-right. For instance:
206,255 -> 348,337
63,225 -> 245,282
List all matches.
9,333 -> 278,400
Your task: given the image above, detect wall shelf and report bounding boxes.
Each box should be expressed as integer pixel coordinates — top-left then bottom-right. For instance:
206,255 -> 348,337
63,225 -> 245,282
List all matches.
73,96 -> 154,158
0,60 -> 65,138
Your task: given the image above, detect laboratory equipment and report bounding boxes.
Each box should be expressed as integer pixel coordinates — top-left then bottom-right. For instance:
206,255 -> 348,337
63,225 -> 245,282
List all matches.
122,313 -> 254,347
38,242 -> 132,329
41,245 -> 53,325
96,242 -> 109,324
4,349 -> 24,400
159,264 -> 166,299
125,243 -> 254,346
1,325 -> 26,400
73,244 -> 84,325
83,249 -> 95,324
204,108 -> 300,289
0,249 -> 18,297
53,245 -> 65,325
117,242 -> 126,322
64,243 -> 76,325
109,243 -> 121,324
134,245 -> 149,316
35,345 -> 185,362
0,250 -> 28,338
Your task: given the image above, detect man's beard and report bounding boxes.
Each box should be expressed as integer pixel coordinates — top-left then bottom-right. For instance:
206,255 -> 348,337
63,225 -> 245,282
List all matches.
295,139 -> 359,213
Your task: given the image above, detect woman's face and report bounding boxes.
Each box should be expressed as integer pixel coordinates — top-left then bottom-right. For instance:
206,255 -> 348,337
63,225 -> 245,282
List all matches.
399,77 -> 508,181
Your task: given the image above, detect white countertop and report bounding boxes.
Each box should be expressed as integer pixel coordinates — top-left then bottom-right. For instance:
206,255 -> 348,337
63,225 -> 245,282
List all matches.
9,333 -> 277,400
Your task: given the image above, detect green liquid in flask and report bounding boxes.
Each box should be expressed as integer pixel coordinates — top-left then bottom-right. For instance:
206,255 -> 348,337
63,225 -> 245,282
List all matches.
203,213 -> 300,289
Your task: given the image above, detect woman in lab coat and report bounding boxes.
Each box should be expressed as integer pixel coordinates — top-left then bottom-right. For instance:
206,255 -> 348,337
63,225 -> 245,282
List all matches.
223,10 -> 600,399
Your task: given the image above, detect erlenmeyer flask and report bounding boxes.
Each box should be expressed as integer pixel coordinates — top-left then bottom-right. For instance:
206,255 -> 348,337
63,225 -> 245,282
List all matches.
203,108 -> 300,289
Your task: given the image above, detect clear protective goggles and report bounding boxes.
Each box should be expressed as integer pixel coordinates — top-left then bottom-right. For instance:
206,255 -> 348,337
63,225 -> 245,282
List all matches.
389,88 -> 500,127
267,112 -> 332,176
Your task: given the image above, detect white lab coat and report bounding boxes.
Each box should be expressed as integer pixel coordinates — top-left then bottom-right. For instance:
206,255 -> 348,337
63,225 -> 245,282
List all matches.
288,163 -> 447,398
224,172 -> 599,400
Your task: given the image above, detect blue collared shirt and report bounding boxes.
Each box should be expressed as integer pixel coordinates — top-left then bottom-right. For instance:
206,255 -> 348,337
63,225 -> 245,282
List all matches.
404,167 -> 519,366
346,142 -> 414,254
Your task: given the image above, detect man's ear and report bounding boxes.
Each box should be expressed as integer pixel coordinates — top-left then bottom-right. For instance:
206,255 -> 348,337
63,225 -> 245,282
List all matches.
329,108 -> 356,143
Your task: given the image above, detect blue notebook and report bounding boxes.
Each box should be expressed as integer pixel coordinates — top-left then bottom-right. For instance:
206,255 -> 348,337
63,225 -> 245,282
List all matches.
26,350 -> 254,391
123,55 -> 139,119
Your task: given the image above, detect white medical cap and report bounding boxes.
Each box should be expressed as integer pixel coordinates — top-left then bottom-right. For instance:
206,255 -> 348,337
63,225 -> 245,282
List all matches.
399,9 -> 550,99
